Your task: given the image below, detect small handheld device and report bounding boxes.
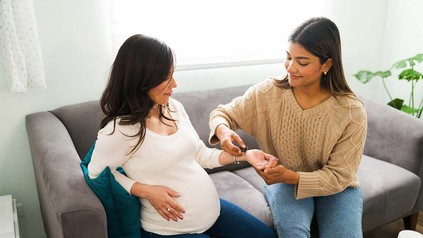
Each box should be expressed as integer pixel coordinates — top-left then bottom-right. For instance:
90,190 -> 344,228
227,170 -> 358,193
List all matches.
236,144 -> 248,153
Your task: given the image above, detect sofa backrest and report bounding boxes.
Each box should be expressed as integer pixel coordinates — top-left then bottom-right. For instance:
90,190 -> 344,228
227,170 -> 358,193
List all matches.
50,86 -> 423,177
360,96 -> 423,174
50,85 -> 257,162
172,85 -> 258,150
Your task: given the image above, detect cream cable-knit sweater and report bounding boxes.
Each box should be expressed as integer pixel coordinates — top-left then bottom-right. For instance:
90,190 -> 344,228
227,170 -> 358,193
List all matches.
209,78 -> 367,199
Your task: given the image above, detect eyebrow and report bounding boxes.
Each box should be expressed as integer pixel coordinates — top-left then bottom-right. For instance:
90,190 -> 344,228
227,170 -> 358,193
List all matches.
286,51 -> 311,60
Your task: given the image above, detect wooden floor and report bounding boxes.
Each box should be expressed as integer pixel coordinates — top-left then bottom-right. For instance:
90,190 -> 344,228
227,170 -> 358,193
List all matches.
363,212 -> 423,238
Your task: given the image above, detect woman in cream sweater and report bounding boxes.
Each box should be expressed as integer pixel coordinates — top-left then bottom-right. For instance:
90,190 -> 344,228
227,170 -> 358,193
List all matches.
209,17 -> 367,238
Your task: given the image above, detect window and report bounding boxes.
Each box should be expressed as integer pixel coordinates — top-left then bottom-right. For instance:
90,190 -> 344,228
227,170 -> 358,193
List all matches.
109,0 -> 331,70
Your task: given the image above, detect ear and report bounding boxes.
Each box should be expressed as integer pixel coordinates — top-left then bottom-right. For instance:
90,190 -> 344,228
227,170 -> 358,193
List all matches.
322,59 -> 333,74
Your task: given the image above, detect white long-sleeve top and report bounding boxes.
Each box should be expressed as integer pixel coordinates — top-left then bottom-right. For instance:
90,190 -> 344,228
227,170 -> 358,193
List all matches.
88,98 -> 223,235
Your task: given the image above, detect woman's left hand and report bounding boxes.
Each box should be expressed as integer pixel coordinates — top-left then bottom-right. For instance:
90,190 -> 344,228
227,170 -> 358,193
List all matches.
254,159 -> 300,185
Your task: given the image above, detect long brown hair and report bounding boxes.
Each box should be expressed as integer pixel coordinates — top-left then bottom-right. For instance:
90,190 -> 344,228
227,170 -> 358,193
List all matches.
100,34 -> 175,152
277,17 -> 355,97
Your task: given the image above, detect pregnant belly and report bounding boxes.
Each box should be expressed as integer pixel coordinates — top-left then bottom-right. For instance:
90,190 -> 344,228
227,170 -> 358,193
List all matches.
140,173 -> 220,235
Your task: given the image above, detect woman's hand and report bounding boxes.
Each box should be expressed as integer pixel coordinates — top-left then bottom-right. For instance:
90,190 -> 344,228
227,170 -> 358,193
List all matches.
242,149 -> 278,168
216,124 -> 246,156
254,157 -> 300,185
131,183 -> 185,221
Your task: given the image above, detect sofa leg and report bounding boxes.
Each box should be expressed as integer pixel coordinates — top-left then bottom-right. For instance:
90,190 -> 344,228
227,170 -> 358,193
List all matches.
403,212 -> 419,230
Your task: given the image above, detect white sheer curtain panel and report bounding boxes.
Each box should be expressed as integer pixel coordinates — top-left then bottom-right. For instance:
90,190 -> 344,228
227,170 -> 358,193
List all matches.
0,0 -> 45,93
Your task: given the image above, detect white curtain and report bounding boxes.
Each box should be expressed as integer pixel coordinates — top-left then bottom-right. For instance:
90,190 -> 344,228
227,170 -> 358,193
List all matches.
0,0 -> 45,93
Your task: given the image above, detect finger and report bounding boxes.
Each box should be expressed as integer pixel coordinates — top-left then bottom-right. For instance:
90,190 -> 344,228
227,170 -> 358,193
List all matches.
221,139 -> 238,154
165,207 -> 180,222
232,134 -> 246,151
169,201 -> 185,214
254,162 -> 265,170
167,189 -> 181,198
267,157 -> 279,168
263,153 -> 276,161
230,144 -> 241,155
164,191 -> 185,215
223,140 -> 241,155
158,210 -> 170,221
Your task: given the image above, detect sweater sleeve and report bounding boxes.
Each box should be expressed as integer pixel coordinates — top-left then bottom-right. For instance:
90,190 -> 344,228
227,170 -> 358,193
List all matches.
208,80 -> 272,145
195,140 -> 223,169
88,122 -> 137,194
296,101 -> 368,199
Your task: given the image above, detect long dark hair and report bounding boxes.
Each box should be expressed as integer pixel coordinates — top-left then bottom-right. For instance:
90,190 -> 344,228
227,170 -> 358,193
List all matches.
100,34 -> 175,152
277,17 -> 355,97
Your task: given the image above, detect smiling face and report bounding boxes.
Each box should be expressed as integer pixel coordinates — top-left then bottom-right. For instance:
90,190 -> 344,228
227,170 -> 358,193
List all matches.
147,70 -> 177,106
284,42 -> 332,90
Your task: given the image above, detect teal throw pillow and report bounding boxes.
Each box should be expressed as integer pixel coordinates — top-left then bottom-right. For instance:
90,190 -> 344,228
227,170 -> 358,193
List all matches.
80,143 -> 141,238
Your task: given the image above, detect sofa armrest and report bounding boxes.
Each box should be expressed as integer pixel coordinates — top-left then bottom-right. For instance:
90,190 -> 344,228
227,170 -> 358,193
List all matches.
26,112 -> 107,238
361,96 -> 423,213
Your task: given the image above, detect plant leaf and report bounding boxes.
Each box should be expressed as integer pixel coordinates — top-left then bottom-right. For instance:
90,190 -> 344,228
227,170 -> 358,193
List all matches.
401,104 -> 421,114
353,70 -> 391,83
387,98 -> 404,110
376,70 -> 392,78
392,60 -> 408,69
412,53 -> 423,64
391,53 -> 423,69
398,69 -> 423,81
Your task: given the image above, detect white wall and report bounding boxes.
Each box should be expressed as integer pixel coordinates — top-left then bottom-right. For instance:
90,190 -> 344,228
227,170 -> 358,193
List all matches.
0,1 -> 421,238
333,0 -> 423,109
382,0 -> 423,109
332,0 -> 389,99
0,1 -> 112,238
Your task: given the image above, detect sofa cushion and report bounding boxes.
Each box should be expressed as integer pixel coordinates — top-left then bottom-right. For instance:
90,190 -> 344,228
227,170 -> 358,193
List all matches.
80,143 -> 141,238
209,171 -> 273,227
233,167 -> 266,194
358,155 -> 421,231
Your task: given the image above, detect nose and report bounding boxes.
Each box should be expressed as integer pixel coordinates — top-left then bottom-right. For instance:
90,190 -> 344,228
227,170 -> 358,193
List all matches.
171,77 -> 177,88
285,60 -> 296,73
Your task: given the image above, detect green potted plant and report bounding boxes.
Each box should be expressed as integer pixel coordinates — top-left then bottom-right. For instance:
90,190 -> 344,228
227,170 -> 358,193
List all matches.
353,53 -> 423,118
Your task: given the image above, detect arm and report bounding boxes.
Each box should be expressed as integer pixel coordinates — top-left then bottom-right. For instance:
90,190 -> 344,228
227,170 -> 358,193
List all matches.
195,136 -> 277,169
88,124 -> 137,192
209,84 -> 266,155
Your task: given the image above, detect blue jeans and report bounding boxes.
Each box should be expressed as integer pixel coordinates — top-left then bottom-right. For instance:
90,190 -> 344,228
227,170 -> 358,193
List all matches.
141,198 -> 276,238
265,183 -> 363,238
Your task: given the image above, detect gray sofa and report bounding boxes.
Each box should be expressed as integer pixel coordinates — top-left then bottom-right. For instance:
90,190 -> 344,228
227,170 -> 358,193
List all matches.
26,85 -> 423,238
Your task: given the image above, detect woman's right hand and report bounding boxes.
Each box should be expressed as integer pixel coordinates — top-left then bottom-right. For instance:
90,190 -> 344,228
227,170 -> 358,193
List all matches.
131,183 -> 185,222
216,124 -> 246,156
